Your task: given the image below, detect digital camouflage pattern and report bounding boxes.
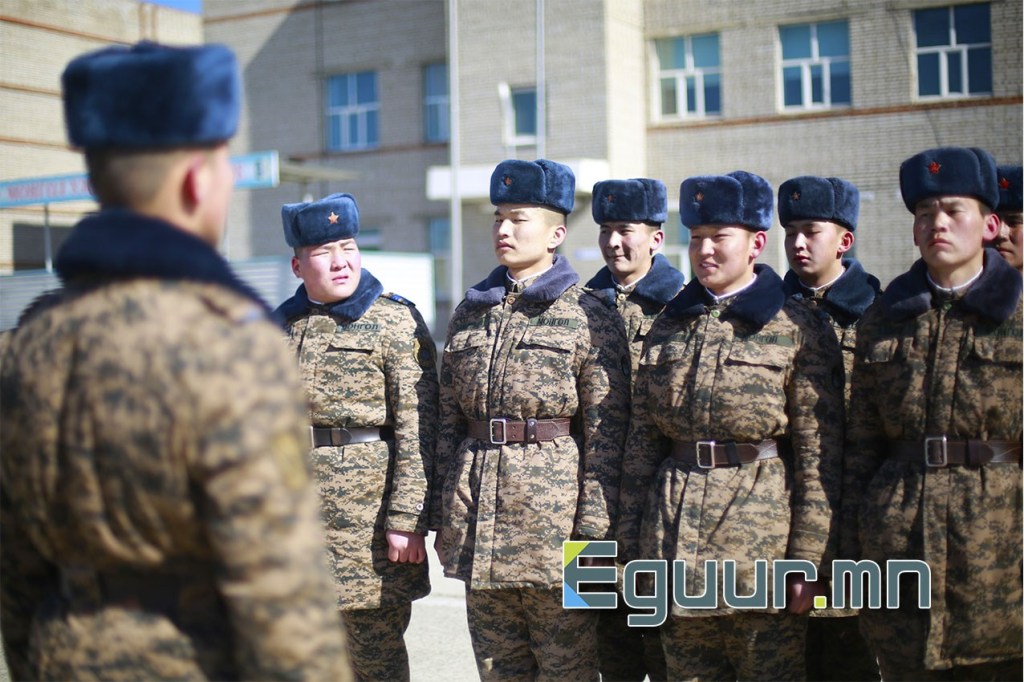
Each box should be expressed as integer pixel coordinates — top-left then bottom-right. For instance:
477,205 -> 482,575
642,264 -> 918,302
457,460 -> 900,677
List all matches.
341,602 -> 413,682
434,256 -> 631,589
281,292 -> 438,610
843,253 -> 1023,673
617,266 -> 845,616
0,275 -> 351,681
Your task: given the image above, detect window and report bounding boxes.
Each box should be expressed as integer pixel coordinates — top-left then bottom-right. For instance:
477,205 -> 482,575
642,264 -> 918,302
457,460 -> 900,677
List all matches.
654,33 -> 721,119
325,71 -> 379,151
499,85 -> 538,146
914,3 -> 991,98
779,20 -> 851,109
427,217 -> 451,300
423,63 -> 449,143
358,228 -> 382,251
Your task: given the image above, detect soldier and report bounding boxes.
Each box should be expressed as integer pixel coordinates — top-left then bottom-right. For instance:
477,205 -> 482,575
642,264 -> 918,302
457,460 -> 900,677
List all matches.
0,42 -> 350,680
432,158 -> 631,680
842,147 -> 1022,680
989,164 -> 1022,272
274,192 -> 438,682
777,175 -> 880,681
584,178 -> 683,682
617,171 -> 844,680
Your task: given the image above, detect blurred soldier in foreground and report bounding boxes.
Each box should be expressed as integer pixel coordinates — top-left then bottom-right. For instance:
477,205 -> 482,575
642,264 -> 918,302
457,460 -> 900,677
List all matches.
778,175 -> 880,681
988,164 -> 1022,272
433,159 -> 630,680
843,147 -> 1022,680
275,192 -> 438,681
584,178 -> 682,682
0,42 -> 351,681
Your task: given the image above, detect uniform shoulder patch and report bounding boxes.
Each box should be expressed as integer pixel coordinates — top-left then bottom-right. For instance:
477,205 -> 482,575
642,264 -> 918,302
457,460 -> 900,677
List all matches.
382,292 -> 416,307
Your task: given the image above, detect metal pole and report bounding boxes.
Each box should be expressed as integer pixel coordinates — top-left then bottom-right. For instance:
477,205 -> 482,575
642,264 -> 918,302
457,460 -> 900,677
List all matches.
43,203 -> 53,273
535,0 -> 546,159
448,0 -> 463,313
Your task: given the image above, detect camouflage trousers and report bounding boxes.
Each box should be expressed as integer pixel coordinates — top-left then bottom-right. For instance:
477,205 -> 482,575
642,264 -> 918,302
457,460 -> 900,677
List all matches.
596,601 -> 667,681
465,586 -> 599,681
661,612 -> 807,681
805,615 -> 879,681
341,602 -> 412,682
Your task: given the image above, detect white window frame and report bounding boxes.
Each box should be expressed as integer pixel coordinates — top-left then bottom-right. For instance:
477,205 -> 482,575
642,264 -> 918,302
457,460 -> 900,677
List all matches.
325,71 -> 379,152
778,21 -> 851,111
498,83 -> 538,147
423,62 -> 449,143
913,4 -> 992,99
653,34 -> 722,121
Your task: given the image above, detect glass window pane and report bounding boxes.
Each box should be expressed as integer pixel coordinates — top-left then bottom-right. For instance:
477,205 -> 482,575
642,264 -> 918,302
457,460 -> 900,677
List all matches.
356,72 -> 376,103
328,76 -> 348,107
704,73 -> 721,114
917,53 -> 941,95
784,65 -> 803,106
348,115 -> 359,147
830,60 -> 851,104
947,51 -> 963,93
914,8 -> 950,48
655,39 -> 674,70
692,33 -> 719,68
810,64 -> 823,103
686,76 -> 697,113
428,218 -> 451,252
780,24 -> 812,60
366,110 -> 378,146
327,116 -> 340,150
513,90 -> 536,135
425,63 -> 447,96
818,21 -> 850,58
954,3 -> 990,44
660,78 -> 678,116
967,46 -> 992,93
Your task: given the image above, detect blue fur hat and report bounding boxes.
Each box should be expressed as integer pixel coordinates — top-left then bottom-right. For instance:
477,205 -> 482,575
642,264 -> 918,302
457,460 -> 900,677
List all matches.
592,178 -> 668,225
490,159 -> 575,215
282,193 -> 360,248
899,147 -> 998,212
62,41 -> 240,149
679,171 -> 774,231
996,165 -> 1023,212
778,176 -> 860,231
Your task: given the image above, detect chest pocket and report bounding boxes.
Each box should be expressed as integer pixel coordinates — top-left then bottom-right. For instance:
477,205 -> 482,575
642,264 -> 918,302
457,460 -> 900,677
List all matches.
634,315 -> 657,344
444,327 -> 491,395
969,334 -> 1022,365
724,339 -> 792,373
328,331 -> 377,355
862,336 -> 909,365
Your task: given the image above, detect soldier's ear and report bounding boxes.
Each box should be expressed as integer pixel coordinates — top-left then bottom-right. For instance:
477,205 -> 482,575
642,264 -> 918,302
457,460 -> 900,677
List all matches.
548,223 -> 567,251
837,228 -> 855,256
749,229 -> 768,260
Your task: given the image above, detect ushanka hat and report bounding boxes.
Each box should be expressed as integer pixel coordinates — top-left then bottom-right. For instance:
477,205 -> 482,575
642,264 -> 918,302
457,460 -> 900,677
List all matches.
490,159 -> 575,215
778,176 -> 860,230
281,193 -> 360,248
680,170 -> 774,231
592,178 -> 668,225
899,147 -> 998,212
996,164 -> 1023,213
62,41 -> 240,149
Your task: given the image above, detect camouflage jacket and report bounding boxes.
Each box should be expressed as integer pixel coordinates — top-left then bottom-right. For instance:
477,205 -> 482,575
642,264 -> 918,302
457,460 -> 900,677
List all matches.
434,255 -> 630,589
0,211 -> 350,681
585,253 -> 686,380
275,271 -> 438,610
842,251 -> 1023,669
617,265 -> 844,616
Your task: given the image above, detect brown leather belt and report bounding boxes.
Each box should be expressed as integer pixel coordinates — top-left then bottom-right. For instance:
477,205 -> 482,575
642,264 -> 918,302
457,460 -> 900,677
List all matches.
467,418 -> 572,444
310,426 -> 391,448
890,437 -> 1022,468
671,439 -> 779,469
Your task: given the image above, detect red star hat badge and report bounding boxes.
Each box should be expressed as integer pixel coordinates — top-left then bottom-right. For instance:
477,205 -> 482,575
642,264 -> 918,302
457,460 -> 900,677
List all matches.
328,211 -> 339,224
791,191 -> 801,201
928,161 -> 942,175
606,193 -> 615,203
1000,176 -> 1011,190
503,176 -> 513,186
695,191 -> 704,202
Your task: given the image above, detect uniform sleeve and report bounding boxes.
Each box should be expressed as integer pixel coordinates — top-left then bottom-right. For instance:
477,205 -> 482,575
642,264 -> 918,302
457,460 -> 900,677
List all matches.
189,323 -> 352,681
382,306 -> 439,534
430,314 -> 467,530
574,302 -> 631,540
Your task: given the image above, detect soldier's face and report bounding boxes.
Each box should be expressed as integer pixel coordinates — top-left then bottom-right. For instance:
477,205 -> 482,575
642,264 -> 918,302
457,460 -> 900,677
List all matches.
784,220 -> 853,288
598,221 -> 664,286
989,211 -> 1023,271
688,225 -> 766,296
492,204 -> 566,279
292,239 -> 362,303
912,196 -> 999,283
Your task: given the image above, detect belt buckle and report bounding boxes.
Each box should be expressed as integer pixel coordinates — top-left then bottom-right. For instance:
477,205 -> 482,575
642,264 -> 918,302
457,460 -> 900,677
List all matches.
695,440 -> 716,469
924,435 -> 948,467
489,418 -> 508,445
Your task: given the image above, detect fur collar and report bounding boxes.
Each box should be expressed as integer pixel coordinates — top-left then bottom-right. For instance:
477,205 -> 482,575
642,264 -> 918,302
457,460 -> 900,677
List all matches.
663,263 -> 786,329
783,259 -> 882,327
273,268 -> 384,324
585,253 -> 685,307
55,209 -> 269,313
464,254 -> 579,306
879,248 -> 1021,323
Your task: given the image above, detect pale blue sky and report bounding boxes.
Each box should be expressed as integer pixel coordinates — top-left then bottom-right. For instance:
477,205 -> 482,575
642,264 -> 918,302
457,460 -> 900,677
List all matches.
145,0 -> 203,14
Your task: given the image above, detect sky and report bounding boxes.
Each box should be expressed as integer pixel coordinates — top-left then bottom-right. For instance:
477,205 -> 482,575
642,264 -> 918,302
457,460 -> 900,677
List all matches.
144,0 -> 203,14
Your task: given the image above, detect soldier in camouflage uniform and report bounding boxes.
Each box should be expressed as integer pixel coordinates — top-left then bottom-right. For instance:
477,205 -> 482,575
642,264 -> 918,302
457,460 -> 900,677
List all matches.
777,175 -> 881,681
988,164 -> 1022,272
584,178 -> 683,682
843,147 -> 1023,680
274,193 -> 438,682
617,171 -> 844,681
432,159 -> 631,680
0,42 -> 350,681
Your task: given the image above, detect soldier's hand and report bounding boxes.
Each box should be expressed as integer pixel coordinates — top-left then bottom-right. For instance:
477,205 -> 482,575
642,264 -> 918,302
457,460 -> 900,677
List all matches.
386,530 -> 426,564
